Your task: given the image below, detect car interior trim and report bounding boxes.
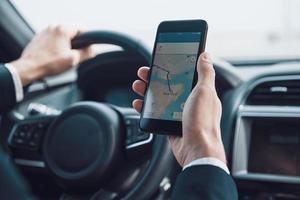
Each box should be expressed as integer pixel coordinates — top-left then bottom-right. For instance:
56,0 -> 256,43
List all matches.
14,159 -> 45,168
232,105 -> 300,184
126,133 -> 153,149
232,74 -> 300,184
125,115 -> 154,149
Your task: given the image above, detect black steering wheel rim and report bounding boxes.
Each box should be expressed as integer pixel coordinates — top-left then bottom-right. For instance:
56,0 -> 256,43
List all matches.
70,31 -> 174,199
72,30 -> 151,62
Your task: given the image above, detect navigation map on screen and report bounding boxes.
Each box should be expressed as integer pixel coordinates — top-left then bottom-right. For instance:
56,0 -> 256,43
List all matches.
143,32 -> 201,121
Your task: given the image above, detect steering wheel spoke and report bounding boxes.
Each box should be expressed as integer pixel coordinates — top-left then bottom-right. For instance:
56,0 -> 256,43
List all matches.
111,106 -> 153,158
125,115 -> 153,150
7,115 -> 56,167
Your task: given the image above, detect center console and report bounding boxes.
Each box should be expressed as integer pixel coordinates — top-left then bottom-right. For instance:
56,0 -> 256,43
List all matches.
231,75 -> 300,199
232,105 -> 300,184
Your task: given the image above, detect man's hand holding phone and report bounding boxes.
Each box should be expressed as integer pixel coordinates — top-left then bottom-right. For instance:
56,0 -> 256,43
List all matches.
132,52 -> 227,167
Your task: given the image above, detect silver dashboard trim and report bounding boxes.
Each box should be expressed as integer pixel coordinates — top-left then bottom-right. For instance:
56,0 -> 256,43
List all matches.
232,75 -> 300,184
232,105 -> 300,184
239,105 -> 300,117
126,133 -> 153,149
124,115 -> 154,149
14,159 -> 45,168
235,173 -> 300,184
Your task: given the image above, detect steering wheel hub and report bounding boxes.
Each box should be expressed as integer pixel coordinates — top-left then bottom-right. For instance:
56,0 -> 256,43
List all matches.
43,102 -> 122,188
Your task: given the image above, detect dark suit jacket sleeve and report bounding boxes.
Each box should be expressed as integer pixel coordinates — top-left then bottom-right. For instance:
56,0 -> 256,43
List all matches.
0,148 -> 35,200
0,64 -> 17,113
0,64 -> 34,199
171,165 -> 238,200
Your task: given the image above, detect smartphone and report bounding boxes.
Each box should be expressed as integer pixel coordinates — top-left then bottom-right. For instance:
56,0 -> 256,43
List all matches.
139,19 -> 208,135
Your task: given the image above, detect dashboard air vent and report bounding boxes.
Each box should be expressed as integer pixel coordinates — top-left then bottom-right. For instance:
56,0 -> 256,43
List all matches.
247,79 -> 300,106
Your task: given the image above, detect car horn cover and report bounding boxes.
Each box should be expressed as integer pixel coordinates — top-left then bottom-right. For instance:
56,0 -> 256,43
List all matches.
43,102 -> 122,188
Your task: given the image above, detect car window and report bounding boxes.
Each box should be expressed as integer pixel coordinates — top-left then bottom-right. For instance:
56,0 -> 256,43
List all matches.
11,0 -> 300,60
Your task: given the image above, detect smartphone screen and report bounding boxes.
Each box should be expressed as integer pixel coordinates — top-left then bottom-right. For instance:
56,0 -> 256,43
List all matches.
142,32 -> 201,121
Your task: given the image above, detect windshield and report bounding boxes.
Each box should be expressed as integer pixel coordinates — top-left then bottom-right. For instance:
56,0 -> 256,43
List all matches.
12,0 -> 300,60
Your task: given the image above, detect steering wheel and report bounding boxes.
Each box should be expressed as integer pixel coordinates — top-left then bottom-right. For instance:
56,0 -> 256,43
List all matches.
4,31 -> 176,200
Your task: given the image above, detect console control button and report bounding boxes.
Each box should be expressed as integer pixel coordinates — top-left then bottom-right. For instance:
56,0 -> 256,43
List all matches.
10,120 -> 51,150
125,117 -> 150,146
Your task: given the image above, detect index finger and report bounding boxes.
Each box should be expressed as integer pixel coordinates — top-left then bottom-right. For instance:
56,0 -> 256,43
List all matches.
137,66 -> 150,83
64,26 -> 87,39
50,25 -> 81,39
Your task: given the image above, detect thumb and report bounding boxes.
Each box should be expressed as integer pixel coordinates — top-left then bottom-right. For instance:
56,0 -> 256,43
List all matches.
196,52 -> 215,88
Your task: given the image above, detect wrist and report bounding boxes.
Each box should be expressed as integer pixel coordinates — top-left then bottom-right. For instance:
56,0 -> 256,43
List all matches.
10,58 -> 46,86
183,144 -> 227,167
182,129 -> 227,167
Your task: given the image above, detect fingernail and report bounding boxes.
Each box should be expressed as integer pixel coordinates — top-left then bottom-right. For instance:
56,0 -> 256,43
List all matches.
202,52 -> 212,64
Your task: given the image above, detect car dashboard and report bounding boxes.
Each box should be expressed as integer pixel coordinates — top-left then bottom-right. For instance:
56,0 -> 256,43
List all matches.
221,61 -> 300,199
8,58 -> 300,199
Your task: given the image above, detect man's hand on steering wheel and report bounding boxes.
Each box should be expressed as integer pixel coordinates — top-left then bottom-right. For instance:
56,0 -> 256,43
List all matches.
9,25 -> 95,86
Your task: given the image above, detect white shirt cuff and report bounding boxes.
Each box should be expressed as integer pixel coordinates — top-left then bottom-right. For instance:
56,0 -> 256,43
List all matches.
183,157 -> 230,175
4,63 -> 24,102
